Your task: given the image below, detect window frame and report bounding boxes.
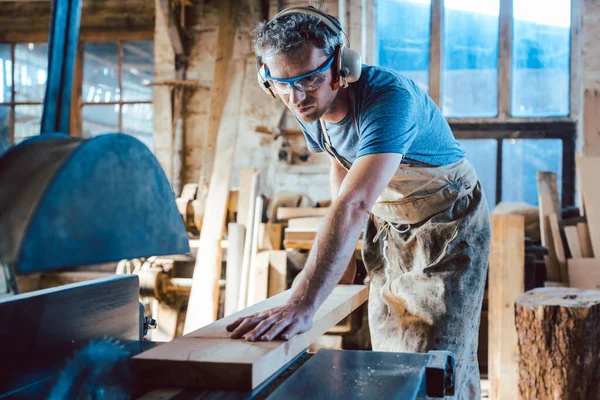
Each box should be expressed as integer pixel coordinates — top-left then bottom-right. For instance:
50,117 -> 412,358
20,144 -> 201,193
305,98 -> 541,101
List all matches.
0,30 -> 153,144
370,0 -> 581,123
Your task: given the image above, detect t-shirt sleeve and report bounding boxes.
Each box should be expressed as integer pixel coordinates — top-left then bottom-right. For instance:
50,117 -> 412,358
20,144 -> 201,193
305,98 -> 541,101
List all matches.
356,87 -> 419,159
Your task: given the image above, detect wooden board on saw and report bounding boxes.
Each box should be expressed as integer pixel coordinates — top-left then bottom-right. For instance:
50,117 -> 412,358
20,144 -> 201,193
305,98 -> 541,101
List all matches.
133,285 -> 368,391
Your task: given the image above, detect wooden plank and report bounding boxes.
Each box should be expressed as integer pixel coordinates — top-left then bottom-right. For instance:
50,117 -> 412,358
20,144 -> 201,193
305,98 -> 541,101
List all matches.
578,156 -> 600,257
549,212 -> 569,283
157,0 -> 184,55
268,250 -> 287,298
488,213 -> 524,400
183,59 -> 246,334
134,285 -> 369,390
537,172 -> 562,282
258,222 -> 283,250
568,259 -> 600,290
577,222 -> 595,258
246,197 -> 266,307
247,251 -> 270,307
564,225 -> 583,258
237,168 -> 259,227
276,207 -> 329,221
225,223 -> 245,317
288,217 -> 324,230
238,173 -> 260,311
284,240 -> 363,252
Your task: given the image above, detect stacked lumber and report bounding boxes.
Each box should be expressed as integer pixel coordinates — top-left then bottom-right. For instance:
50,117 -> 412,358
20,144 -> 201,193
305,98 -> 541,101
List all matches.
536,159 -> 599,290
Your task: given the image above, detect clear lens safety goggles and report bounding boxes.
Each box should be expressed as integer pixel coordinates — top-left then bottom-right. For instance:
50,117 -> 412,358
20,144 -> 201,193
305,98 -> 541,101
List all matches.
265,55 -> 334,94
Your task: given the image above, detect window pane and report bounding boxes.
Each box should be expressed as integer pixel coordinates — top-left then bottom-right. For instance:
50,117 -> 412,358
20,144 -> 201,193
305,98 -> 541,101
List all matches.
15,43 -> 48,103
511,0 -> 571,117
443,1 -> 500,117
122,103 -> 153,151
122,41 -> 153,102
502,139 -> 563,205
376,0 -> 431,92
458,139 -> 497,207
83,42 -> 119,103
14,105 -> 41,144
0,44 -> 11,103
0,106 -> 10,154
82,105 -> 119,137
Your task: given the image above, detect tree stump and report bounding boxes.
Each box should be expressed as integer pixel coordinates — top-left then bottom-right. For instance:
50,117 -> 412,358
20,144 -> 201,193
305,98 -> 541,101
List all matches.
515,287 -> 600,399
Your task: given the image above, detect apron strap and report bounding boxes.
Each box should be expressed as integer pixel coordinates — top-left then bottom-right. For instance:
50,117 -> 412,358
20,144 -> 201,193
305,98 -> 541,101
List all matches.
319,88 -> 358,171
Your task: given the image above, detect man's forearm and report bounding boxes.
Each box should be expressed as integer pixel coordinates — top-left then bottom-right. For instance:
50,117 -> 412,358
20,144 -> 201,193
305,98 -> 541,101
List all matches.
288,197 -> 369,312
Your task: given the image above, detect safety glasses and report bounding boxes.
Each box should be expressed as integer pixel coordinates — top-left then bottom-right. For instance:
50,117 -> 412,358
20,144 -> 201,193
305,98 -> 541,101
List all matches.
265,55 -> 335,95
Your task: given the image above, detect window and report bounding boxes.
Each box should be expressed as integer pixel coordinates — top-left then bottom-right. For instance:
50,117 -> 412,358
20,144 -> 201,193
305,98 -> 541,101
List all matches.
443,0 -> 500,117
511,0 -> 571,117
0,43 -> 48,149
376,0 -> 431,92
82,41 -> 154,151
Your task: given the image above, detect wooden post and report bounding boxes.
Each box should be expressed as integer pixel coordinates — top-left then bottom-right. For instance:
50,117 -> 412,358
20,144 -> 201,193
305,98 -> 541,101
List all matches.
515,288 -> 600,399
537,172 -> 562,282
488,212 -> 524,400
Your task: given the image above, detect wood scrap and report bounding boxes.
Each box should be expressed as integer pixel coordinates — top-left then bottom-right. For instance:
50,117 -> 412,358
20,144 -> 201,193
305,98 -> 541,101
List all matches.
258,222 -> 283,250
548,212 -> 568,283
134,285 -> 369,390
568,258 -> 600,290
183,59 -> 245,334
277,207 -> 329,221
224,223 -> 245,317
577,223 -> 594,258
287,216 -> 325,230
268,250 -> 287,297
246,196 -> 265,307
564,225 -> 583,258
267,192 -> 303,222
536,172 -> 562,282
237,168 -> 258,226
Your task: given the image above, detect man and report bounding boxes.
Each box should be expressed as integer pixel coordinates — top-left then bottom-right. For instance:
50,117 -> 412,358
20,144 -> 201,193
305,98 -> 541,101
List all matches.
226,6 -> 491,399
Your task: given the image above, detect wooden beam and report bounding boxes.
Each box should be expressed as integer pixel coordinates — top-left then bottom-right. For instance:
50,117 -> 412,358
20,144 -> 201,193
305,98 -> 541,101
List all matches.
157,0 -> 184,56
577,222 -> 594,258
549,212 -> 568,283
568,259 -> 600,290
237,168 -> 259,227
488,212 -> 524,400
197,0 -> 237,205
564,225 -> 583,258
134,285 -> 369,390
238,172 -> 260,311
246,197 -> 266,307
498,0 -> 512,119
183,59 -> 246,333
428,0 -> 443,107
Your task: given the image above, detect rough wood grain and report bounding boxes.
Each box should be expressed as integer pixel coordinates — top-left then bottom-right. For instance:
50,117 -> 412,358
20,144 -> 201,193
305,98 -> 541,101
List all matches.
488,212 -> 524,400
568,258 -> 600,290
134,285 -> 369,390
537,172 -> 562,282
183,59 -> 245,333
515,288 -> 600,400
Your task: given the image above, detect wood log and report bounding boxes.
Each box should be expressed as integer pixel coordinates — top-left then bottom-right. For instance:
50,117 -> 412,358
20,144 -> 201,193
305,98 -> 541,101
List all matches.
134,285 -> 369,390
515,287 -> 600,400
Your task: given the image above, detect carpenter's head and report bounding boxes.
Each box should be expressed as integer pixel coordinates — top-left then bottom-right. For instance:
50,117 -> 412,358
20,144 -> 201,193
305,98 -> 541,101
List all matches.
254,9 -> 343,122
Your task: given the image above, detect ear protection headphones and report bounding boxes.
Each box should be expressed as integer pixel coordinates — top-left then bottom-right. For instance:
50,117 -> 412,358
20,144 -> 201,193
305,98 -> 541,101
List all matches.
256,6 -> 362,98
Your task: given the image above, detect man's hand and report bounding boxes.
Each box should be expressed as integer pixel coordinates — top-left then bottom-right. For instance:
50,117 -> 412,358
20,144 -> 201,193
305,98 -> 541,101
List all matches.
226,301 -> 314,341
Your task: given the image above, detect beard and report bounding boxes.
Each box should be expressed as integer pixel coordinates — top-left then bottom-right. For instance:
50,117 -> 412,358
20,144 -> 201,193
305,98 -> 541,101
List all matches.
291,103 -> 326,123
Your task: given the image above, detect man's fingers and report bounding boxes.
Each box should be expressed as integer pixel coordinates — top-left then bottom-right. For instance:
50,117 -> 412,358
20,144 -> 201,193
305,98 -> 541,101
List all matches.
260,318 -> 294,341
229,316 -> 265,339
245,316 -> 280,342
226,313 -> 261,332
280,320 -> 310,341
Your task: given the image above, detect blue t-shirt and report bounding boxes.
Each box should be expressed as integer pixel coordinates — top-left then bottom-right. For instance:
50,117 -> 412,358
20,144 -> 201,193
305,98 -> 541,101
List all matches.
295,65 -> 464,166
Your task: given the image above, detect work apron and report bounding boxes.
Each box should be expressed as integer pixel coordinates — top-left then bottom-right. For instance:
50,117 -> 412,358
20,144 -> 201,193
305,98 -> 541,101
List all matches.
319,111 -> 491,400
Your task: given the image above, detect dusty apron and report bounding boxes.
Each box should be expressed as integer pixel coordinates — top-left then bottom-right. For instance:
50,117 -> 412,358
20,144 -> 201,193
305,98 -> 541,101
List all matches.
319,109 -> 491,399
